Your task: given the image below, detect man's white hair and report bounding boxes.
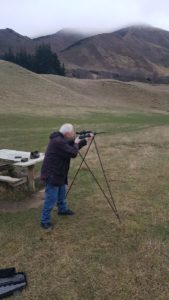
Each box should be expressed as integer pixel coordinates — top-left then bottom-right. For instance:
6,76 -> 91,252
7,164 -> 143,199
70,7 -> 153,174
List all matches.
59,123 -> 74,134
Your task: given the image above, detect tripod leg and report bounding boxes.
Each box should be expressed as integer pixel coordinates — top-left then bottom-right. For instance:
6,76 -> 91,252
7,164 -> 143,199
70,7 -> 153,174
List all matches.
78,152 -> 120,218
66,138 -> 94,197
93,138 -> 121,222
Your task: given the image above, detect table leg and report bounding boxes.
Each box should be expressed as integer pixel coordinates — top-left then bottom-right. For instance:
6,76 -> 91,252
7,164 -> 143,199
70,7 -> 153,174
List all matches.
27,165 -> 35,191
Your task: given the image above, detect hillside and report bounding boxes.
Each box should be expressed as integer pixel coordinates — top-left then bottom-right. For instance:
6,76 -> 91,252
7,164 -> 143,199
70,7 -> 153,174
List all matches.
0,28 -> 35,55
0,28 -> 87,56
2,26 -> 169,82
60,26 -> 169,82
0,60 -> 169,116
33,28 -> 87,53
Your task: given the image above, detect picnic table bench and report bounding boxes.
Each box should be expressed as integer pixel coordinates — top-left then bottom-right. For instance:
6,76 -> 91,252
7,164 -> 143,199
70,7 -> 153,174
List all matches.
0,149 -> 44,191
0,175 -> 27,187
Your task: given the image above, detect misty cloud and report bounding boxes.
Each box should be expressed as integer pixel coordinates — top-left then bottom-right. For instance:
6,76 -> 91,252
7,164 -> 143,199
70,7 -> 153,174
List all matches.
1,0 -> 169,37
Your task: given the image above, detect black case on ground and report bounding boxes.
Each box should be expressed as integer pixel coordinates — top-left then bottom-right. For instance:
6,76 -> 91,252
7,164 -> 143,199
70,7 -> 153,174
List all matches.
0,268 -> 27,299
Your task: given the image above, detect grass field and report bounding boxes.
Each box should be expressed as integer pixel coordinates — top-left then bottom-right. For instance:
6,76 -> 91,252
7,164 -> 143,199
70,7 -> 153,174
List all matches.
0,61 -> 169,299
1,111 -> 169,299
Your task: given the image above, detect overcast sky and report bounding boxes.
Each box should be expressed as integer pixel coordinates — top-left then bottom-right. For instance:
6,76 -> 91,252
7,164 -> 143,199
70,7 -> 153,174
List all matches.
1,0 -> 169,37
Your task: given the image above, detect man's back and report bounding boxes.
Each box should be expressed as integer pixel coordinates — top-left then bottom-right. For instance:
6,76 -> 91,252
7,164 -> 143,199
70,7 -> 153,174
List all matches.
41,131 -> 79,185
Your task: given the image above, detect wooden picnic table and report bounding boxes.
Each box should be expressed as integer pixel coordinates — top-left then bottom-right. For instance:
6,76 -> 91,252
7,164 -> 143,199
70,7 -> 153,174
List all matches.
0,149 -> 44,191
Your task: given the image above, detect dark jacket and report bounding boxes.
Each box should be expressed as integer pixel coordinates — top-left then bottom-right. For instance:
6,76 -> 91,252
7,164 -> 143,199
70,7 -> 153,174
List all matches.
41,131 -> 87,186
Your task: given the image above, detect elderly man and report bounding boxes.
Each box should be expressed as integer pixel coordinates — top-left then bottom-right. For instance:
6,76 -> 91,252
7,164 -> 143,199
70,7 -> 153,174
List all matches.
41,123 -> 91,230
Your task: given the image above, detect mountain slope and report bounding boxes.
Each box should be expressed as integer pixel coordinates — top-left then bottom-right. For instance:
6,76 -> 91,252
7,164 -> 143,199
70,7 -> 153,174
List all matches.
0,28 -> 35,55
33,28 -> 87,53
60,26 -> 169,82
0,28 -> 87,56
2,26 -> 169,82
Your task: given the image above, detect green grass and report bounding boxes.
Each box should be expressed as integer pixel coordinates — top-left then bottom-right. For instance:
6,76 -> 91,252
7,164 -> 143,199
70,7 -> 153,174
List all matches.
1,111 -> 169,150
0,110 -> 169,299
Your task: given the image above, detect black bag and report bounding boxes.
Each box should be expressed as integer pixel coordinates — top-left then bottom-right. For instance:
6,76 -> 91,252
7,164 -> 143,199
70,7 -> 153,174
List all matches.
30,151 -> 40,159
0,268 -> 27,299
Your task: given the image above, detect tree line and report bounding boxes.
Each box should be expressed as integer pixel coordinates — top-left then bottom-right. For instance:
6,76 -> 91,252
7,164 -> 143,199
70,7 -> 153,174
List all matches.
2,44 -> 65,76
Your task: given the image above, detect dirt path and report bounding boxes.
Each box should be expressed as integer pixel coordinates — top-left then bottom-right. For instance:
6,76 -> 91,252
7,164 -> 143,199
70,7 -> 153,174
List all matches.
0,190 -> 44,213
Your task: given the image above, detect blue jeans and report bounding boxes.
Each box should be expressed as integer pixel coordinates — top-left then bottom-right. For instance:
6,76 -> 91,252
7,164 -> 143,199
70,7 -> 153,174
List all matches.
41,181 -> 67,224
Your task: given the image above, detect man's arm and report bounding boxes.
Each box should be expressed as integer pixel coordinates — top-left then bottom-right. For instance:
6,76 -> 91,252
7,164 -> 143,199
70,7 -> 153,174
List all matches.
54,134 -> 93,159
54,140 -> 79,159
68,137 -> 87,150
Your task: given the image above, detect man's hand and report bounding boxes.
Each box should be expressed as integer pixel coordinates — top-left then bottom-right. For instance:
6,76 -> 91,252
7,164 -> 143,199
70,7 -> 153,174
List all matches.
74,136 -> 81,144
85,133 -> 94,142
